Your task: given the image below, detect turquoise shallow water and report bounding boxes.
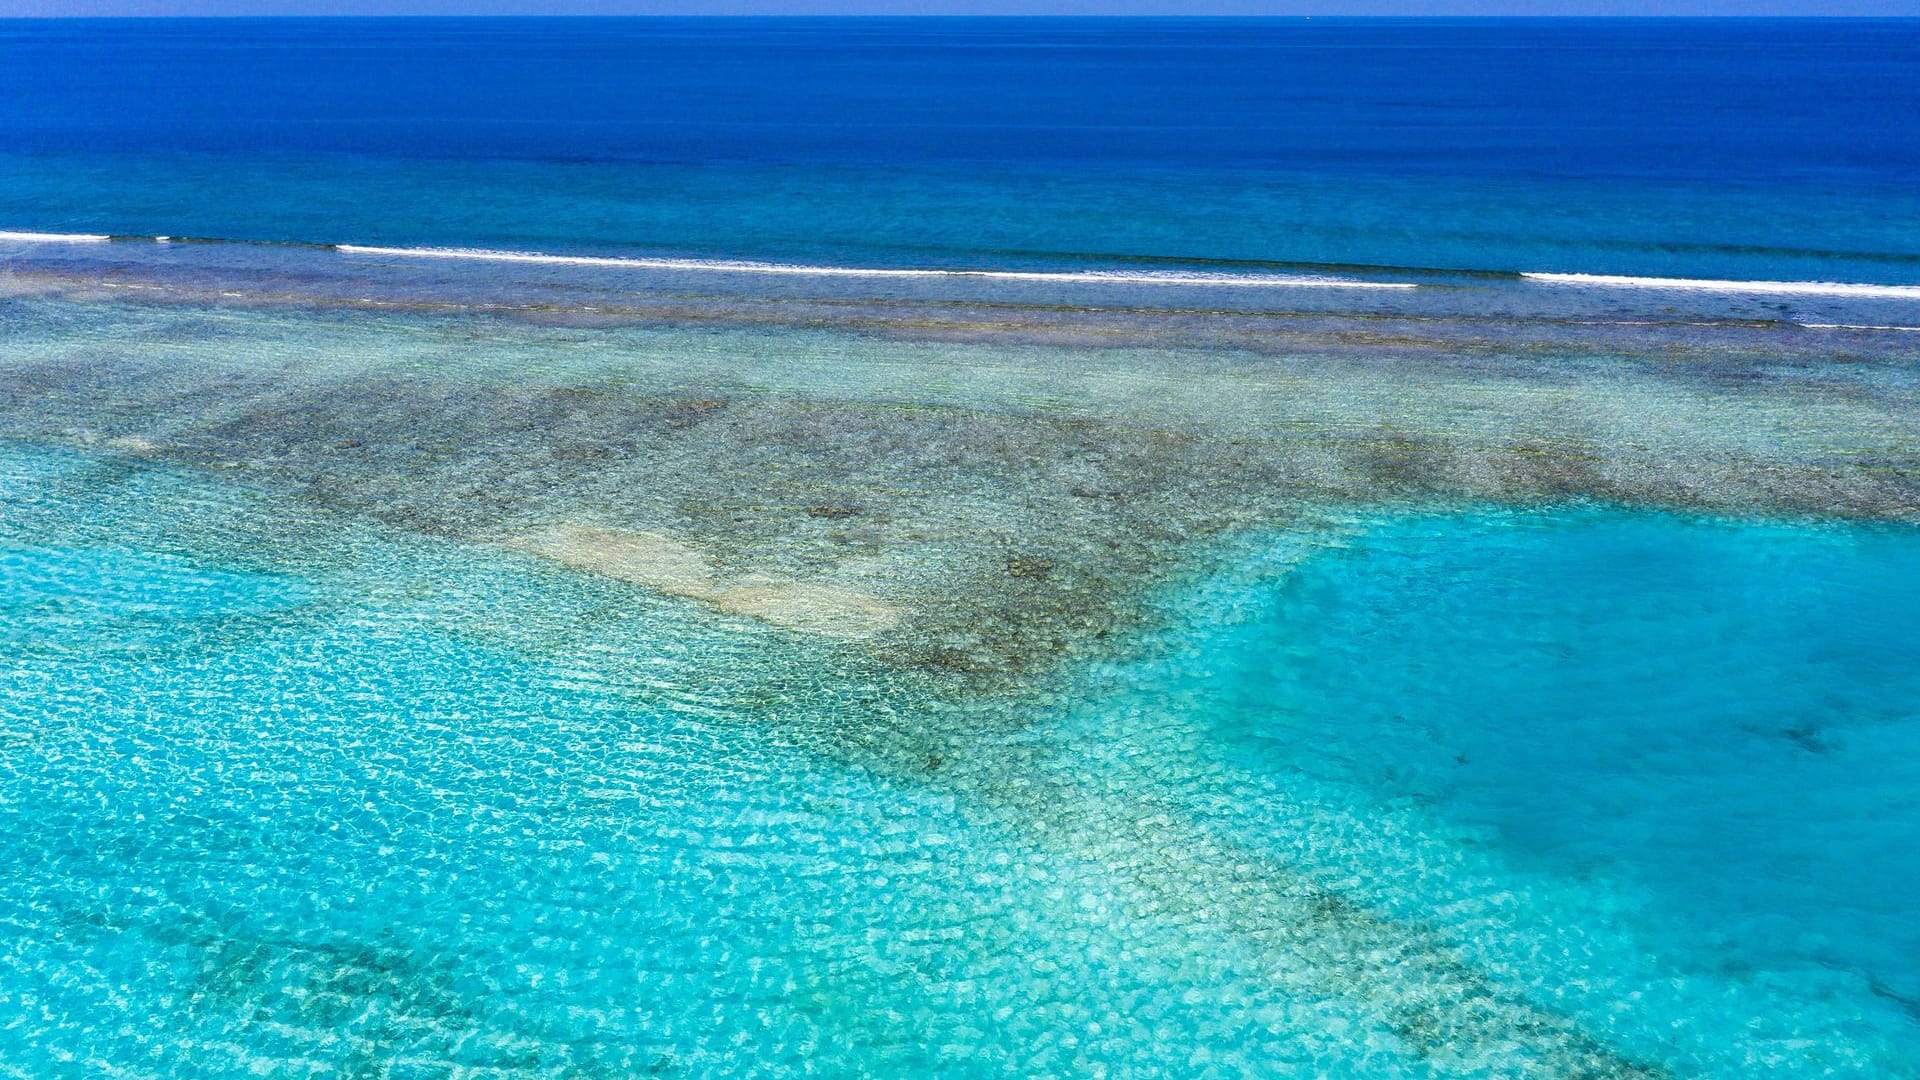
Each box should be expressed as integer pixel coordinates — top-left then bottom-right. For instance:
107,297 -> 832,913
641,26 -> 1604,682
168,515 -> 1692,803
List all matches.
1089,509 -> 1920,1066
1214,506 -> 1920,996
5,442 -> 1918,1076
1,447 -> 1039,1076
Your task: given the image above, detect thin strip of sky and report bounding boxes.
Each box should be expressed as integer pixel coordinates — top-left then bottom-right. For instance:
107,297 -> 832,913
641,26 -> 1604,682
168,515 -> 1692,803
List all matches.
6,2 -> 1920,17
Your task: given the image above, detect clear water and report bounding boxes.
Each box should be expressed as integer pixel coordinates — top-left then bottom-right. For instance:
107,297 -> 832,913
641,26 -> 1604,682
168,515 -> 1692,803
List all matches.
4,15 -> 1920,1078
1114,509 -> 1920,1065
5,442 -> 1920,1076
1214,509 -> 1920,988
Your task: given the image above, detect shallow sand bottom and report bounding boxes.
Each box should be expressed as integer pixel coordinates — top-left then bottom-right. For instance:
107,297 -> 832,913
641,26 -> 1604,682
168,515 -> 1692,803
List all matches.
505,525 -> 903,640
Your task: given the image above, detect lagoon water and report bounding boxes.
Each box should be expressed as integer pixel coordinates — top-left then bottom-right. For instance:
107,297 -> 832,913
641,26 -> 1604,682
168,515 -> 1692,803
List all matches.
3,16 -> 1920,1079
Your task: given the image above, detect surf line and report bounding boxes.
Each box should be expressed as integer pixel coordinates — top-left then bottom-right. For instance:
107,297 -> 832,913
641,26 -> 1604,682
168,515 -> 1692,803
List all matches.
0,230 -> 113,243
1525,272 -> 1920,300
1800,323 -> 1920,332
334,244 -> 1420,290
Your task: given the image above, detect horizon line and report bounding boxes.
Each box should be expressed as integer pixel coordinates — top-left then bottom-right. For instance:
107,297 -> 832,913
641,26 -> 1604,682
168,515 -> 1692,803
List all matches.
6,11 -> 1918,16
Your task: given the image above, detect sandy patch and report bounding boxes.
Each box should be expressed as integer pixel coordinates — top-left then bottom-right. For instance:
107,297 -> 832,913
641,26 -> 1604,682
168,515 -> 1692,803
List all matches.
505,525 -> 899,640
505,526 -> 713,597
711,578 -> 901,639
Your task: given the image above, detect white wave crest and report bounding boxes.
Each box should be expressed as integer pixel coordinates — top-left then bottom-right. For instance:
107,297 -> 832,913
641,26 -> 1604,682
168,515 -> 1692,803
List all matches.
1800,323 -> 1920,332
0,230 -> 113,244
335,244 -> 1417,290
1525,271 -> 1920,300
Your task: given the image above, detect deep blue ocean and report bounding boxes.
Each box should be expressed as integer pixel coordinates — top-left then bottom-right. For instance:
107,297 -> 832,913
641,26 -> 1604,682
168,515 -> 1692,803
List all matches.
3,17 -> 1920,283
4,17 -> 1920,1079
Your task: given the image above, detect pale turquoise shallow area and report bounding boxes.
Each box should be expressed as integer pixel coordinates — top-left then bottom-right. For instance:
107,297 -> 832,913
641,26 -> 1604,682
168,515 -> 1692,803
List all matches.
1062,508 -> 1920,1072
0,446 -> 1082,1077
1210,506 -> 1920,996
4,442 -> 1919,1077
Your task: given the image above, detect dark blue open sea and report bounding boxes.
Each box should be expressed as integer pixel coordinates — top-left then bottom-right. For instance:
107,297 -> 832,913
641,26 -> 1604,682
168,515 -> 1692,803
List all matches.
5,17 -> 1920,284
3,17 -> 1920,1078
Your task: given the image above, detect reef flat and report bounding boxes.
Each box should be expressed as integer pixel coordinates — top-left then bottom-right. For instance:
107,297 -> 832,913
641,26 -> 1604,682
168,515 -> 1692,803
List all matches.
5,269 -> 1917,685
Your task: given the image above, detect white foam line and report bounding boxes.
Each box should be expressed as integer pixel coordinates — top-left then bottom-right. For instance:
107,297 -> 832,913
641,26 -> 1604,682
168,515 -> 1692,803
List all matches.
0,230 -> 113,244
1524,271 -> 1920,300
1801,322 -> 1920,332
336,244 -> 1418,290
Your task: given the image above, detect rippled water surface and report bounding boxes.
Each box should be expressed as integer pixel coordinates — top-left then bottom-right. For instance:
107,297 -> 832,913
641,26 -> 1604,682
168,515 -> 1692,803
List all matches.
4,430 -> 1918,1076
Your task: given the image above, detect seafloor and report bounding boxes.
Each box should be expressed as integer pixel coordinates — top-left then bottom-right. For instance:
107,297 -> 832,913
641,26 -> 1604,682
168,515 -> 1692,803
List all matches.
3,251 -> 1919,1077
